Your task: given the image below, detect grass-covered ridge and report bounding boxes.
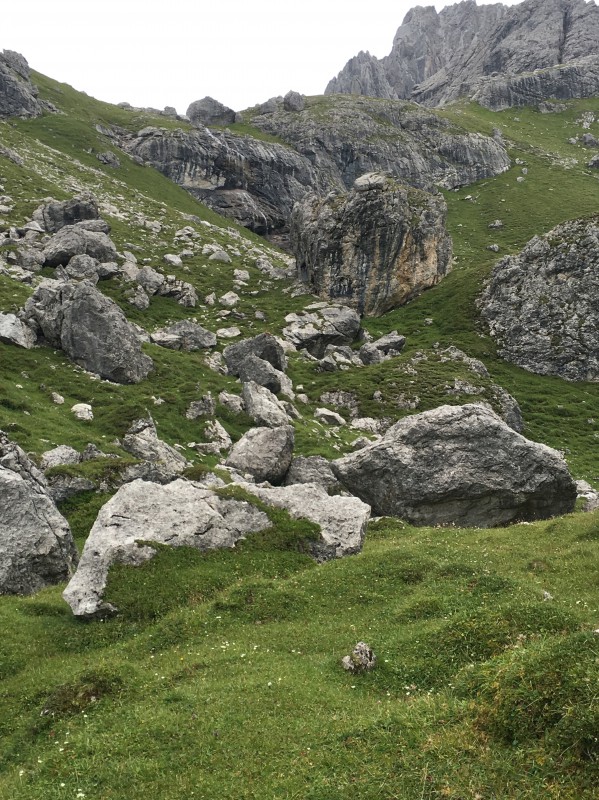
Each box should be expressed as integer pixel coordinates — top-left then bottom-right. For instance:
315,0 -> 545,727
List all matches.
0,72 -> 599,798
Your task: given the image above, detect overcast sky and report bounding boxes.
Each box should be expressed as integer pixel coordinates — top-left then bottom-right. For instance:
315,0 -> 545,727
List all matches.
4,0 -> 521,115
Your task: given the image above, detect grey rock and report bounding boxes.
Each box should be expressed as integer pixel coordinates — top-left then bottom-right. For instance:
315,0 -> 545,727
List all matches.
238,481 -> 370,561
219,390 -> 245,415
372,331 -> 406,354
315,408 -> 346,426
284,455 -> 340,492
97,151 -> 121,168
97,261 -> 121,279
136,266 -> 165,294
223,333 -> 287,376
121,416 -> 189,473
480,216 -> 599,382
126,285 -> 150,310
192,420 -> 232,455
332,404 -> 576,527
21,280 -> 154,384
283,305 -> 361,358
71,403 -> 93,421
48,473 -> 96,504
156,276 -> 198,307
209,249 -> 232,263
588,154 -> 599,169
0,312 -> 36,348
342,642 -> 377,672
62,478 -> 270,618
186,393 -> 216,419
150,320 -> 217,351
65,254 -> 100,283
576,479 -> 599,512
43,225 -> 118,267
237,354 -> 284,394
225,425 -> 295,484
292,176 -> 451,316
0,431 -> 77,595
126,96 -> 508,237
32,195 -> 100,233
241,381 -> 290,428
283,91 -> 305,112
187,96 -> 236,127
358,343 -> 384,365
40,445 -> 81,471
0,50 -> 42,118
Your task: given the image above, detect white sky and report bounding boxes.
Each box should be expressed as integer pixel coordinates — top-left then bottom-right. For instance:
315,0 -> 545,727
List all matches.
4,0 -> 520,115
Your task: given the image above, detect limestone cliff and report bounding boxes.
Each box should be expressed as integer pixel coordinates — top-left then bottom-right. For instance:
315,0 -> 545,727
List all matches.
290,173 -> 452,316
326,0 -> 599,110
125,95 -> 509,238
0,50 -> 43,118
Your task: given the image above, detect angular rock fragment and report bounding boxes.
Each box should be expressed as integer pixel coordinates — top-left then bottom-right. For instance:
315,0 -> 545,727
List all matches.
225,425 -> 294,484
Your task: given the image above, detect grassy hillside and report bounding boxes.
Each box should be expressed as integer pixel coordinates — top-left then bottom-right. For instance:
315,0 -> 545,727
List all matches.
0,76 -> 598,798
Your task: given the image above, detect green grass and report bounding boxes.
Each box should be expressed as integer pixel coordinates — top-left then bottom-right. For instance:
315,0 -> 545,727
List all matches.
0,510 -> 597,798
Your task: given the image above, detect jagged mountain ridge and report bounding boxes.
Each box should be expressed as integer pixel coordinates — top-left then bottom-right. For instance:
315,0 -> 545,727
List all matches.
326,0 -> 599,109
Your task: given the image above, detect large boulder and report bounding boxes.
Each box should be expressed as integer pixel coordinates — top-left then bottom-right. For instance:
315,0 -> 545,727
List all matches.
32,195 -> 100,233
480,216 -> 599,382
0,431 -> 78,594
283,303 -> 361,358
225,425 -> 294,484
291,175 -> 452,316
186,96 -> 236,127
284,455 -> 341,492
237,353 -> 284,394
332,404 -> 577,527
42,224 -> 118,267
62,478 -> 271,618
241,381 -> 290,427
20,279 -> 154,384
223,333 -> 287,376
237,482 -> 370,561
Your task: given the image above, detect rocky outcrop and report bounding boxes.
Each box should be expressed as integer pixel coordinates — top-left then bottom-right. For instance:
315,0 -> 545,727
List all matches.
0,431 -> 78,594
225,425 -> 294,484
291,174 -> 452,316
62,478 -> 271,618
480,216 -> 599,382
124,95 -> 509,237
42,225 -> 118,267
223,333 -> 287,376
332,404 -> 576,527
20,279 -> 154,384
326,0 -> 599,110
0,50 -> 42,118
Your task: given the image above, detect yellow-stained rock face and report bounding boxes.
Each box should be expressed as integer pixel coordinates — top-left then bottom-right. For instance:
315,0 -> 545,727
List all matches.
291,174 -> 452,316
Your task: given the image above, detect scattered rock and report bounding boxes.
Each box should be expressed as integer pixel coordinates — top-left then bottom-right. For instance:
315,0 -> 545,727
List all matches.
71,403 -> 93,421
284,455 -> 341,492
121,416 -> 188,473
40,445 -> 81,471
225,425 -> 295,484
241,381 -> 290,427
315,407 -> 346,426
283,304 -> 361,358
342,642 -> 376,672
0,312 -> 36,348
223,333 -> 287,376
150,320 -> 216,351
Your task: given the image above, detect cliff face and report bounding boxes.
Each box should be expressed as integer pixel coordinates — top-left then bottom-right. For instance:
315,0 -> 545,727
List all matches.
290,174 -> 452,316
126,95 -> 509,238
326,0 -> 599,109
480,216 -> 599,382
